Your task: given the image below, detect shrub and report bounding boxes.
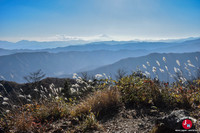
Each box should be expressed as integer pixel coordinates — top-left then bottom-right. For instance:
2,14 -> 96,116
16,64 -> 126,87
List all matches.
117,74 -> 175,108
169,80 -> 200,109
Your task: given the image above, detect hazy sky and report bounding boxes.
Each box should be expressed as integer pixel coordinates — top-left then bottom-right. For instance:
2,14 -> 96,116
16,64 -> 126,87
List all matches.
0,0 -> 200,41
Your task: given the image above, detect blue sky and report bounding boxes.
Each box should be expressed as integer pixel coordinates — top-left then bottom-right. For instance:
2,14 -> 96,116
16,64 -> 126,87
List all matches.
0,0 -> 200,41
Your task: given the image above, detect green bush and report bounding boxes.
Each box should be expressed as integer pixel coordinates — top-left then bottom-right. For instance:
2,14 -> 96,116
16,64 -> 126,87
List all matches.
117,74 -> 174,108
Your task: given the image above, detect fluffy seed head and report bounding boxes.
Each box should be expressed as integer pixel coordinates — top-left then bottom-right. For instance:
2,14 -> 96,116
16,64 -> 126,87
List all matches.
163,57 -> 166,63
195,56 -> 198,62
34,88 -> 38,92
174,67 -> 177,73
145,71 -> 150,76
146,61 -> 150,66
187,60 -> 191,64
2,101 -> 9,105
152,67 -> 156,73
188,63 -> 195,67
3,97 -> 9,101
70,88 -> 76,93
156,60 -> 160,67
95,74 -> 103,79
184,67 -> 190,71
165,66 -> 168,71
73,73 -> 78,79
18,95 -> 25,98
159,68 -> 164,73
142,64 -> 147,69
176,60 -> 181,66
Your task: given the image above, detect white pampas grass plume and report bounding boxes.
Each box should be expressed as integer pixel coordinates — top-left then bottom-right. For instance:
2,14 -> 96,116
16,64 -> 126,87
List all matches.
187,60 -> 191,64
184,67 -> 190,71
177,68 -> 182,73
188,63 -> 195,67
143,73 -> 147,77
174,67 -> 177,73
70,88 -> 76,93
95,74 -> 103,79
156,60 -> 160,67
188,72 -> 192,76
3,97 -> 9,101
143,64 -> 147,69
159,68 -> 164,73
18,95 -> 25,98
196,56 -> 198,62
44,87 -> 48,92
168,72 -> 173,78
34,88 -> 38,92
145,71 -> 150,76
76,78 -> 84,84
73,73 -> 78,79
103,73 -> 108,79
147,61 -> 150,66
12,105 -> 17,108
152,67 -> 156,73
176,60 -> 181,66
72,84 -> 80,88
163,57 -> 166,63
184,63 -> 188,67
59,87 -> 62,92
27,99 -> 31,102
165,66 -> 168,71
180,77 -> 187,84
2,101 -> 9,105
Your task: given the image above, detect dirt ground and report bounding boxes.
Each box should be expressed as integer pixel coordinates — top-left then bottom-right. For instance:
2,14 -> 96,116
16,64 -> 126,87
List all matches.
47,107 -> 168,133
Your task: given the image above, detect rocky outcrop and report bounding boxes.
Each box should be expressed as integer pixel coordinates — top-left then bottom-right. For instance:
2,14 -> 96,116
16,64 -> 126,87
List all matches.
151,109 -> 197,133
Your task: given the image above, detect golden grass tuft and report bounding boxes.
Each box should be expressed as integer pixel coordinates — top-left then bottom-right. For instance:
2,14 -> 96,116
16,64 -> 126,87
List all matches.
71,88 -> 121,117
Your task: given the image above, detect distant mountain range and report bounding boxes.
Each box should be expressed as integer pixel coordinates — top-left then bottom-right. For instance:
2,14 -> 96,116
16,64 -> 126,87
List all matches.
0,36 -> 199,50
0,38 -> 199,56
48,39 -> 200,53
0,40 -> 90,50
84,52 -> 200,82
0,38 -> 199,83
0,50 -> 149,82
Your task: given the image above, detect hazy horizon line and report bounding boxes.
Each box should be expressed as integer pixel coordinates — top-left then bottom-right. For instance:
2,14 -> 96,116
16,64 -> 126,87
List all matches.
0,34 -> 200,43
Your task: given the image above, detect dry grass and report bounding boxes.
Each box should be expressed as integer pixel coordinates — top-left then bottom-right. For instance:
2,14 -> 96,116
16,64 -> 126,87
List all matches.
9,112 -> 33,132
78,112 -> 103,132
31,100 -> 69,122
0,99 -> 70,132
71,88 -> 121,117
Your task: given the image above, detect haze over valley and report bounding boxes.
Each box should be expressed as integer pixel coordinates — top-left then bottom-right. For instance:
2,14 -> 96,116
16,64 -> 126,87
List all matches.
0,38 -> 199,82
